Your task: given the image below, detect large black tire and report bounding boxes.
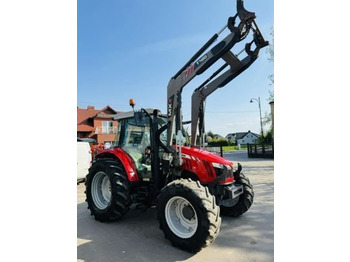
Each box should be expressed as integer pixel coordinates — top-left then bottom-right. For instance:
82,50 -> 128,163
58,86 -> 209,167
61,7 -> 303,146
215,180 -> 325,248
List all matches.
156,179 -> 221,253
220,172 -> 254,217
85,158 -> 130,222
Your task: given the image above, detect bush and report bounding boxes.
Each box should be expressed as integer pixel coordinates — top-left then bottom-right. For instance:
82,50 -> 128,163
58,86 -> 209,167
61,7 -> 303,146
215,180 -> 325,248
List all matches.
258,129 -> 273,144
208,138 -> 228,147
227,138 -> 236,146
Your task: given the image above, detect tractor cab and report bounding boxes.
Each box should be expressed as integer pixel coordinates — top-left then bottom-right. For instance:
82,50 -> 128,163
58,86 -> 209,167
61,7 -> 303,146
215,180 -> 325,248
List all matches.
113,108 -> 167,180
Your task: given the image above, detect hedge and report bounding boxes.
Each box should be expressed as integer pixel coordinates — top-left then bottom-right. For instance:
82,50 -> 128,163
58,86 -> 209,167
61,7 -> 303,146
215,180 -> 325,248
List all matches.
208,138 -> 228,147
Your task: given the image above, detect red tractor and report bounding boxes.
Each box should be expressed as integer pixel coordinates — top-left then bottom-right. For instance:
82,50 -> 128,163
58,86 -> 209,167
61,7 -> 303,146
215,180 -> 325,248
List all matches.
85,0 -> 268,252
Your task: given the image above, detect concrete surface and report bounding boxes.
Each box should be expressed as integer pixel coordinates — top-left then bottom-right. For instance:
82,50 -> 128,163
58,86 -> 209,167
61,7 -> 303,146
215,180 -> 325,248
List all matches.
77,151 -> 274,262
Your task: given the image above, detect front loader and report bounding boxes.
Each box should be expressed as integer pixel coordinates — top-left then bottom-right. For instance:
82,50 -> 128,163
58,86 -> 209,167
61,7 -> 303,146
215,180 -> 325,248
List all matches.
85,0 -> 268,253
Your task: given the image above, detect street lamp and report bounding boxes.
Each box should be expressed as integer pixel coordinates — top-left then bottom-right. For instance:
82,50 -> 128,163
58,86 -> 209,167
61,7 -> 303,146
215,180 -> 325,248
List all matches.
250,97 -> 263,137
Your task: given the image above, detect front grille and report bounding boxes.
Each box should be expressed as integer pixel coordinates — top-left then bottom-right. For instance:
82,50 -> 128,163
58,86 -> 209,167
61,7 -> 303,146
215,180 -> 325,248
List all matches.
214,167 -> 223,177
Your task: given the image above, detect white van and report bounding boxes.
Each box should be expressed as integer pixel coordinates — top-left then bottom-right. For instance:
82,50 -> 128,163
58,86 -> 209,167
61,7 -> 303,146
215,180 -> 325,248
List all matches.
77,141 -> 92,184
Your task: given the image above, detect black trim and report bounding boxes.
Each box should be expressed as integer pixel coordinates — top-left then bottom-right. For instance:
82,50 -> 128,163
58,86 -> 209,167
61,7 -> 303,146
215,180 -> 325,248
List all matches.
233,163 -> 242,180
210,41 -> 226,57
196,33 -> 241,75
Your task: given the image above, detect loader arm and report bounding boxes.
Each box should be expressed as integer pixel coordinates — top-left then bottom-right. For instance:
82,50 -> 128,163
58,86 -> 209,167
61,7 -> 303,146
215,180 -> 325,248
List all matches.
191,27 -> 268,147
165,0 -> 268,166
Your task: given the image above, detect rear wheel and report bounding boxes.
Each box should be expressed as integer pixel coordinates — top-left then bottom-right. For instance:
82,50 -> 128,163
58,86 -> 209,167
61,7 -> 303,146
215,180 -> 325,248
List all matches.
156,179 -> 221,253
220,172 -> 254,217
85,159 -> 130,222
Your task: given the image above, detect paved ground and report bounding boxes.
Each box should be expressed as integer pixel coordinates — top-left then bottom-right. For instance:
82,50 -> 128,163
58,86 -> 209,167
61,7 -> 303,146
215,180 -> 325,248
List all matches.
77,151 -> 274,262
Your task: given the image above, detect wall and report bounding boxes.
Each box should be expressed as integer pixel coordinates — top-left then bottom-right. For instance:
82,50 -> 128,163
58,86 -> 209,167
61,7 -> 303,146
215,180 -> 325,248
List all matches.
95,134 -> 116,144
237,134 -> 258,145
92,118 -> 118,144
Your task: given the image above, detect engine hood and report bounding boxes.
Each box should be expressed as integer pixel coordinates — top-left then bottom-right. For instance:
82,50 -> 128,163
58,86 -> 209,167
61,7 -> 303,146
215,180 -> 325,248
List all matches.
181,146 -> 232,166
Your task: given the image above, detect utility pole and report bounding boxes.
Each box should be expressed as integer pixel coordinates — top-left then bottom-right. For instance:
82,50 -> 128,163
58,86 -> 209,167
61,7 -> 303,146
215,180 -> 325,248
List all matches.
250,97 -> 263,137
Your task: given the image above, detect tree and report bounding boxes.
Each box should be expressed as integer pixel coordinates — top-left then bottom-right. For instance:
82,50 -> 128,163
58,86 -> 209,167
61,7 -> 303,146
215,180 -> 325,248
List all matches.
262,111 -> 272,128
207,131 -> 215,139
258,129 -> 273,144
266,27 -> 274,101
262,27 -> 274,129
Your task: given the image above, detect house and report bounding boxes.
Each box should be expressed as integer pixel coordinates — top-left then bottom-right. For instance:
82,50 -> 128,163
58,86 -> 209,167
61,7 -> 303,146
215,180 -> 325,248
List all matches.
225,130 -> 259,145
225,133 -> 235,141
77,105 -> 120,145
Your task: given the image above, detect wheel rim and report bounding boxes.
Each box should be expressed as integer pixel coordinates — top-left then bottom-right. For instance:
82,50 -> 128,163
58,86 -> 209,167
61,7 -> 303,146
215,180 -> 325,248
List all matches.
91,171 -> 111,210
165,196 -> 198,239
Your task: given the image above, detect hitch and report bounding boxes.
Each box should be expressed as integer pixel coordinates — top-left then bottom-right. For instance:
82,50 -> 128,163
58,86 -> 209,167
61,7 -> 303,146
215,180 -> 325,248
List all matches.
237,0 -> 256,22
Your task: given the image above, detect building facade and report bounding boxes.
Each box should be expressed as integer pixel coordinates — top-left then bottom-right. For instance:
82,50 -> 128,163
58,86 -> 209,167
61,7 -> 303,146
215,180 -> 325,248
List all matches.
77,105 -> 120,145
226,130 -> 260,145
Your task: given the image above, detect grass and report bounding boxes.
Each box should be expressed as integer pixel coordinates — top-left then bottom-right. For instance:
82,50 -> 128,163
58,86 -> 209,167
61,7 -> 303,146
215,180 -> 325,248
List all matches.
222,145 -> 247,152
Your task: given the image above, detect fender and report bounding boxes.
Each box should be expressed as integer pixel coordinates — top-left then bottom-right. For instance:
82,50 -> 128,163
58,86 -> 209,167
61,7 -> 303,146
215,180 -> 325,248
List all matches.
95,148 -> 139,182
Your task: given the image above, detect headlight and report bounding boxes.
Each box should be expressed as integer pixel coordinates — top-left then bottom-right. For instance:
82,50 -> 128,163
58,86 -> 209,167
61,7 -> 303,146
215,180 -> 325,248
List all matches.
212,162 -> 224,169
212,162 -> 232,170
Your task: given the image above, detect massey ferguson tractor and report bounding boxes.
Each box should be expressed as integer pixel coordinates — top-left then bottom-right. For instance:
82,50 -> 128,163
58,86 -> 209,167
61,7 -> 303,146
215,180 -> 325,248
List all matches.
85,0 -> 268,252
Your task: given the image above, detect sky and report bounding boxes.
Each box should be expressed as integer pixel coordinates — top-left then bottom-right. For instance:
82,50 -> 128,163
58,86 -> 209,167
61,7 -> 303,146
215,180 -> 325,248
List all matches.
77,0 -> 274,137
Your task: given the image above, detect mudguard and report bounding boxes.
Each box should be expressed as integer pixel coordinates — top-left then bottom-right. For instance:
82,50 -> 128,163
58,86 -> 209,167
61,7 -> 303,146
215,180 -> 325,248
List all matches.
95,148 -> 139,182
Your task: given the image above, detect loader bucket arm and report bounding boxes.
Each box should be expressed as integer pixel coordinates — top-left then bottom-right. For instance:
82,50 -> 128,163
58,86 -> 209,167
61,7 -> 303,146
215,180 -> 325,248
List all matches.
165,0 -> 268,165
190,39 -> 265,146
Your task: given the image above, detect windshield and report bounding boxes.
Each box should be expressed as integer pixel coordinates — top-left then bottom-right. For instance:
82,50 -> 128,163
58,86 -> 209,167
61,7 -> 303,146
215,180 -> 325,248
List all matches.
114,115 -> 187,149
115,117 -> 150,148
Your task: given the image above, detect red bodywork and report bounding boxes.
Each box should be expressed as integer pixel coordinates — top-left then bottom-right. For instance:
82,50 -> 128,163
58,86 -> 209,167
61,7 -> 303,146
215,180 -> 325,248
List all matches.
96,146 -> 234,184
97,147 -> 140,182
180,146 -> 234,184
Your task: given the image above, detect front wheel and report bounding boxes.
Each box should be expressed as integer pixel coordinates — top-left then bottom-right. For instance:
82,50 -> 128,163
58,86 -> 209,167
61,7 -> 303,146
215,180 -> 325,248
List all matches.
220,172 -> 254,217
85,159 -> 131,222
156,179 -> 221,253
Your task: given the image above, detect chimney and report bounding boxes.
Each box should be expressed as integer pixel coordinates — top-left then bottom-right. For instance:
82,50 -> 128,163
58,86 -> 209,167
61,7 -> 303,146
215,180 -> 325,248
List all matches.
87,106 -> 95,110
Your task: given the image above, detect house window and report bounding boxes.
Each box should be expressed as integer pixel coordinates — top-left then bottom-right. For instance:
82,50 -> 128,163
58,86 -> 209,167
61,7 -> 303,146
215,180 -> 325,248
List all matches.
102,121 -> 113,134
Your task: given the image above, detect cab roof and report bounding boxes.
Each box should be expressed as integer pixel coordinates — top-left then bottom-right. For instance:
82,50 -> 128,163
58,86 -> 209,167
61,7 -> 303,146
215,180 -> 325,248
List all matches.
113,108 -> 164,120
